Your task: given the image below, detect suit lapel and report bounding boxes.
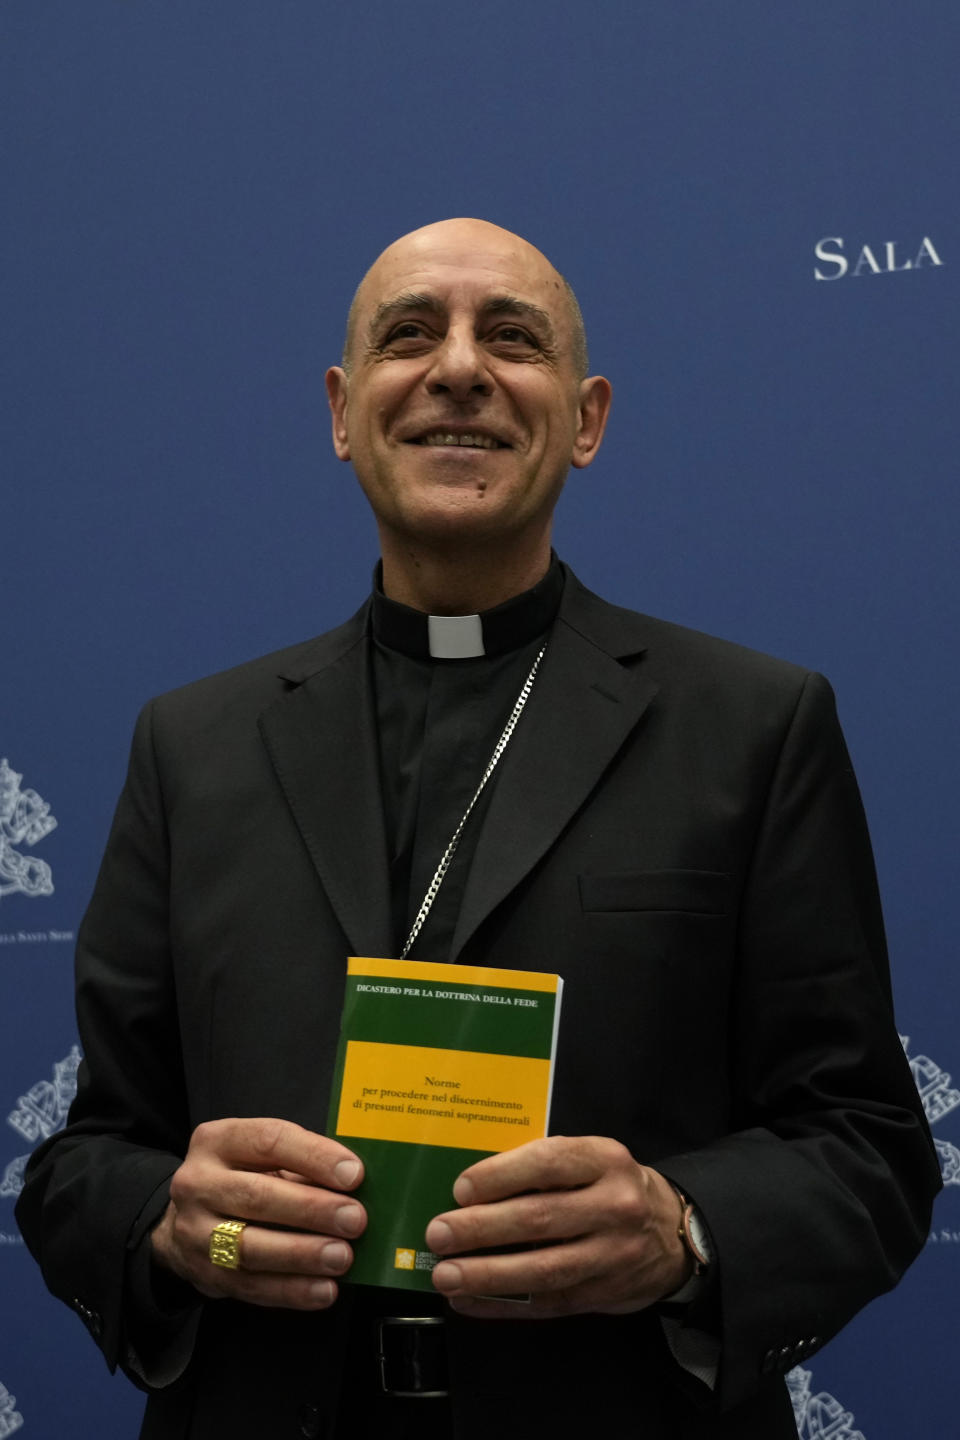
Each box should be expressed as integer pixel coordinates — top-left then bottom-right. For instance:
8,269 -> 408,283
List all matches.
256,577 -> 657,966
451,581 -> 659,960
258,614 -> 394,958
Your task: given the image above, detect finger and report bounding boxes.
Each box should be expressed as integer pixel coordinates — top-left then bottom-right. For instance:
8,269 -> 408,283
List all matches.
432,1237 -> 602,1307
169,1170 -> 367,1252
203,1268 -> 343,1311
213,1225 -> 355,1279
453,1136 -> 616,1205
427,1188 -> 590,1256
210,1168 -> 367,1238
198,1118 -> 364,1191
432,1236 -> 666,1318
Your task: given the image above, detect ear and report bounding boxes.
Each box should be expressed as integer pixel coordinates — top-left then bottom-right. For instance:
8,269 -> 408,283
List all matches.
570,376 -> 612,470
325,366 -> 351,461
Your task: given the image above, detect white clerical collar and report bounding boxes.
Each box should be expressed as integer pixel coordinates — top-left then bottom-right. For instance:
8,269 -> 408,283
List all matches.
370,555 -> 564,661
426,613 -> 485,658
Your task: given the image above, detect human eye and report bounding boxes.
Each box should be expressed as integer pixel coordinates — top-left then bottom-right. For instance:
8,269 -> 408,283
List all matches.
386,320 -> 427,341
379,315 -> 431,345
488,323 -> 539,353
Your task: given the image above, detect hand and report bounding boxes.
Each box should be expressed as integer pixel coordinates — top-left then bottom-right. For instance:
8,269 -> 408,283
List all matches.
425,1135 -> 691,1319
151,1117 -> 366,1309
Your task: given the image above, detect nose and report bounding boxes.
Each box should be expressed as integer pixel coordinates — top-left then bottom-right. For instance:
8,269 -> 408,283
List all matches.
425,324 -> 493,400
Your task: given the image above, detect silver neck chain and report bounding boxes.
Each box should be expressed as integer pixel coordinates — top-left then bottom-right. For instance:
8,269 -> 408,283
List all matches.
400,644 -> 547,959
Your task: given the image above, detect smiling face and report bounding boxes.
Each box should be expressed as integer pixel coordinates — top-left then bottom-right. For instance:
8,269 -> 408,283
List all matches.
325,219 -> 611,572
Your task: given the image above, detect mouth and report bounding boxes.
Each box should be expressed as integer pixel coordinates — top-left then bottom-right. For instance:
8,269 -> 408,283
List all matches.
407,430 -> 511,450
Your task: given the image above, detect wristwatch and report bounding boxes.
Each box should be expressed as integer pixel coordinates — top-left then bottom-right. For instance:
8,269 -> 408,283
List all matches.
673,1187 -> 714,1274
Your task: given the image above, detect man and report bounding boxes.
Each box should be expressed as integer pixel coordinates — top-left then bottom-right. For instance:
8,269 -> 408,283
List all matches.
18,219 -> 940,1439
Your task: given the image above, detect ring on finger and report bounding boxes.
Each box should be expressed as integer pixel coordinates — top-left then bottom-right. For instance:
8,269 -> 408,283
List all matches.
209,1219 -> 247,1269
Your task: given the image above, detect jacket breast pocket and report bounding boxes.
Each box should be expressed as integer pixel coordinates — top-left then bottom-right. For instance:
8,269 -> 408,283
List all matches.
577,868 -> 731,915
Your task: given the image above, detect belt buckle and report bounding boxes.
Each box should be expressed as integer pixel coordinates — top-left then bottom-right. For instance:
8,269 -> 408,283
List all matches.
378,1315 -> 448,1398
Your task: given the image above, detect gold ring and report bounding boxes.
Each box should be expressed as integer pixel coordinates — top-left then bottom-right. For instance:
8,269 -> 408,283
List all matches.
209,1219 -> 247,1269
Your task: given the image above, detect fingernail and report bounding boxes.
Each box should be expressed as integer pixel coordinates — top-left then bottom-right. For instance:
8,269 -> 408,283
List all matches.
309,1280 -> 335,1306
425,1218 -> 453,1252
432,1261 -> 462,1293
334,1158 -> 361,1187
452,1175 -> 474,1205
336,1204 -> 364,1237
323,1242 -> 349,1273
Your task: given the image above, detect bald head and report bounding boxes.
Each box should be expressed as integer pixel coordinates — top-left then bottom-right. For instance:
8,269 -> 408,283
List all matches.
324,215 -> 612,602
341,218 -> 589,380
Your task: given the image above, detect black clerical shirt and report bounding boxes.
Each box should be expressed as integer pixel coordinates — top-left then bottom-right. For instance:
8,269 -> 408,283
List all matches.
370,558 -> 564,966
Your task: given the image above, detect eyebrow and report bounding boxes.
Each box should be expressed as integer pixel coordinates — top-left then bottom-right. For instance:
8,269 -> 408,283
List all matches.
367,291 -> 557,345
484,296 -> 557,344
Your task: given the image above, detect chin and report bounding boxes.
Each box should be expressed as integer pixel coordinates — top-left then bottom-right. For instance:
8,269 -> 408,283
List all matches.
392,501 -> 529,550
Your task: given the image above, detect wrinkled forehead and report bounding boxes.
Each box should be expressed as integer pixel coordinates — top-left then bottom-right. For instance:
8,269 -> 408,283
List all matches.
355,223 -> 570,329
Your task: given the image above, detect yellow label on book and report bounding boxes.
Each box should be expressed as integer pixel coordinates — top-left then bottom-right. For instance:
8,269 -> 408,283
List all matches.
336,1040 -> 550,1152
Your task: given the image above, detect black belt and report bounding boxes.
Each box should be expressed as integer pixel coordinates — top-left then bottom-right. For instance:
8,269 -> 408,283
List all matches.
378,1315 -> 449,1398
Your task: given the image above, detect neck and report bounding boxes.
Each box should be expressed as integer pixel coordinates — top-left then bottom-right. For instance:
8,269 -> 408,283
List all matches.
378,531 -> 553,614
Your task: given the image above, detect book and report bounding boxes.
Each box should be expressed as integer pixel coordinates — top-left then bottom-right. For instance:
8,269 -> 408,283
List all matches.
328,955 -> 563,1291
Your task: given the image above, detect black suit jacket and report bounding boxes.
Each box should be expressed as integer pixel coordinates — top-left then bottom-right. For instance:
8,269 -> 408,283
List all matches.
18,570 -> 939,1439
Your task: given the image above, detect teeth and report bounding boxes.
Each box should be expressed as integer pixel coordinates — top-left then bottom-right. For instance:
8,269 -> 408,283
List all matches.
421,432 -> 501,449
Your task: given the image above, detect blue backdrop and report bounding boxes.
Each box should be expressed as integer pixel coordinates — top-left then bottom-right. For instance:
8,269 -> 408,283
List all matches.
2,3 -> 957,1436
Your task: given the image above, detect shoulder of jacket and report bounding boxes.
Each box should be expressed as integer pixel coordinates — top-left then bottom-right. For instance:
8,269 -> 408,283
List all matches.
142,606 -> 368,722
561,567 -> 818,694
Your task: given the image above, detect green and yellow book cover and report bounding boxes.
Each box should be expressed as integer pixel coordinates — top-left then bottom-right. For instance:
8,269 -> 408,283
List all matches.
328,956 -> 563,1291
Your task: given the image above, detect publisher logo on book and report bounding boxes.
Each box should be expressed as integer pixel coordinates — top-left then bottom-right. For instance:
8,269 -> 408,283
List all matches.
394,1247 -> 438,1273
